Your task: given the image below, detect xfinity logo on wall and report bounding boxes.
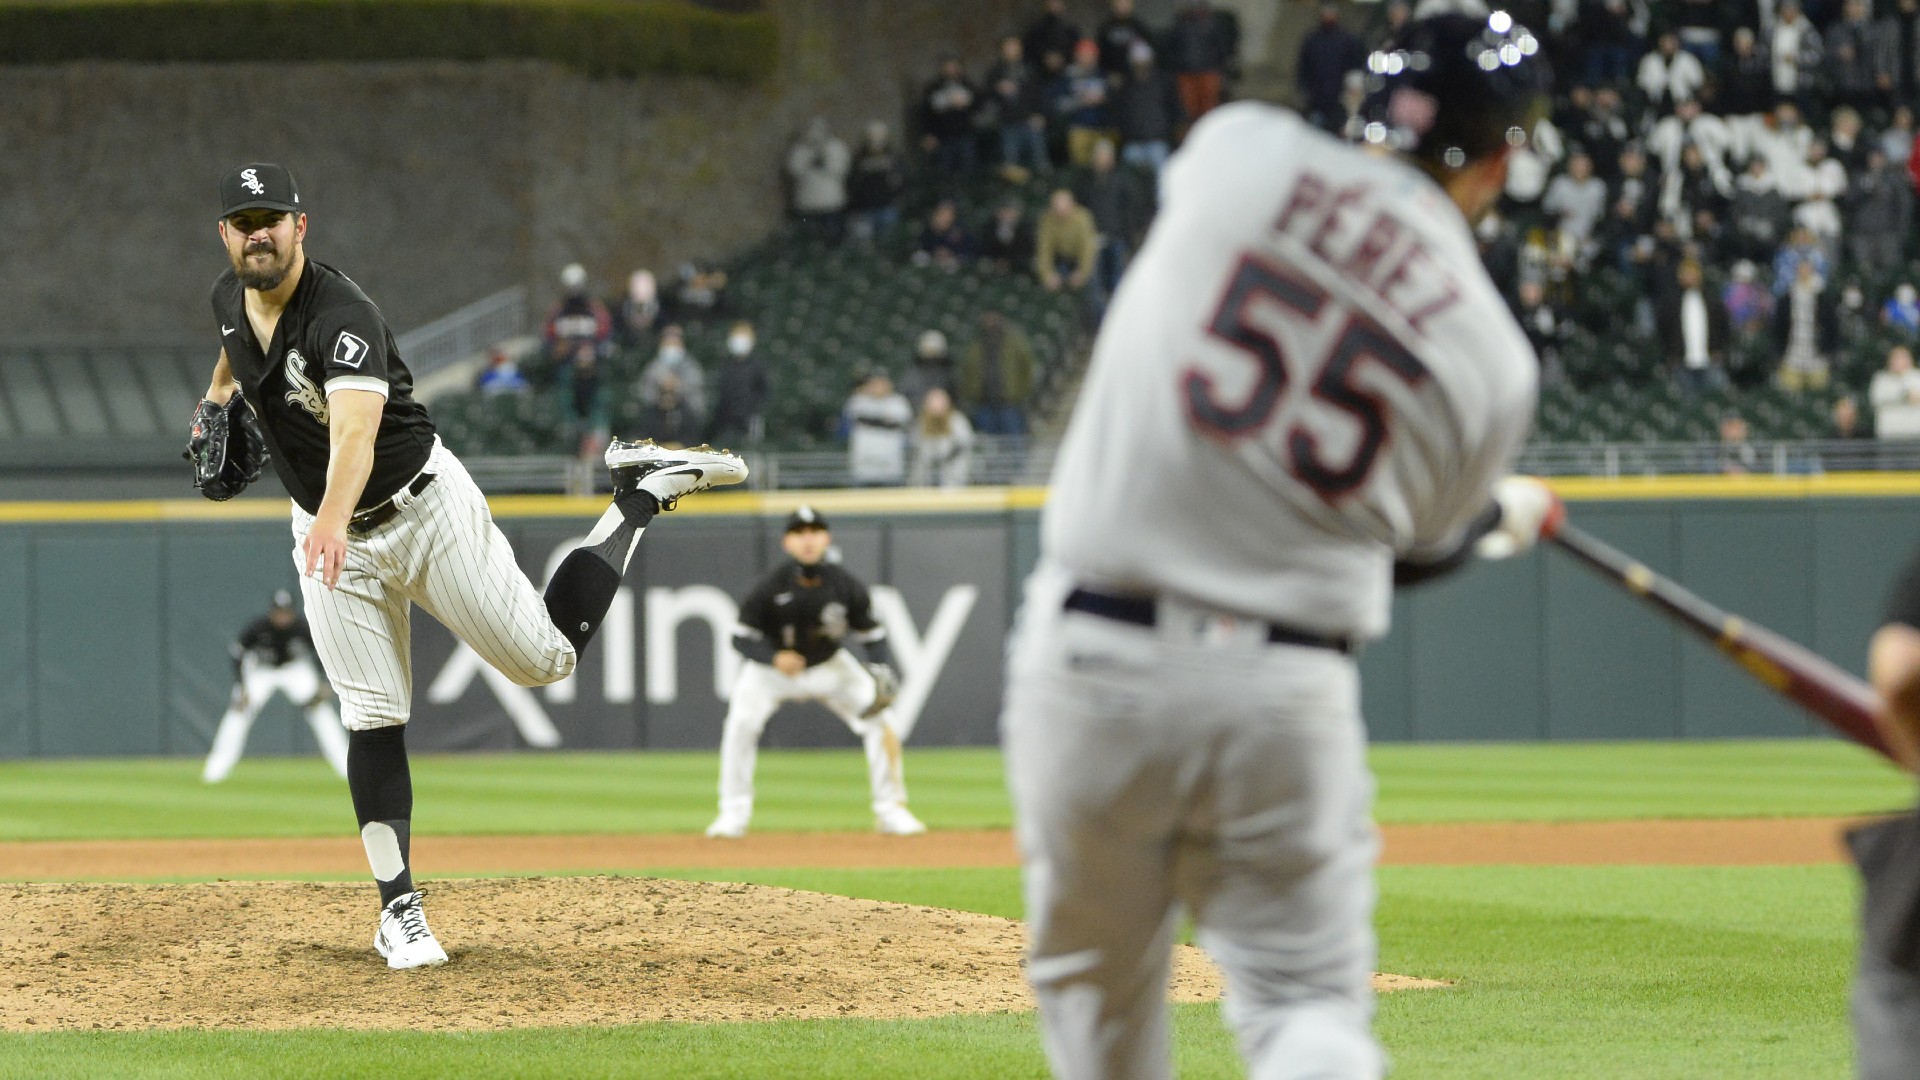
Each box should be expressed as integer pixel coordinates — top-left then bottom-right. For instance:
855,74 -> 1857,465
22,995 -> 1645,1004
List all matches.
423,538 -> 982,746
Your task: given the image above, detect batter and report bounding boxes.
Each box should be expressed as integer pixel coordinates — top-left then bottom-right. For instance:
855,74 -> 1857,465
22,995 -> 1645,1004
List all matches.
196,162 -> 747,969
999,16 -> 1559,1079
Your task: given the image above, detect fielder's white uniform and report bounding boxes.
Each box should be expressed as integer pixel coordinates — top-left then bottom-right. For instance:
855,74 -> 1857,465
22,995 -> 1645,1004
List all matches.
1002,103 -> 1538,1079
203,641 -> 348,782
716,648 -> 909,821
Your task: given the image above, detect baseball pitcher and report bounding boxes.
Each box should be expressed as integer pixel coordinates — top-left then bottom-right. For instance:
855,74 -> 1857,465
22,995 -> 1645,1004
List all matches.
202,589 -> 347,783
194,163 -> 746,969
999,15 -> 1559,1080
706,505 -> 926,838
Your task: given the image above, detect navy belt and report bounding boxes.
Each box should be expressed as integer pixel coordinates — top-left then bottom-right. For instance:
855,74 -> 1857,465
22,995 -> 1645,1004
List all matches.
1063,588 -> 1355,655
347,472 -> 436,537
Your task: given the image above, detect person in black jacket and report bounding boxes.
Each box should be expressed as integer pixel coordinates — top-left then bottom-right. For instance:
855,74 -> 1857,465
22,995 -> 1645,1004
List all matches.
989,34 -> 1053,178
1657,259 -> 1733,394
919,54 -> 981,178
705,507 -> 927,839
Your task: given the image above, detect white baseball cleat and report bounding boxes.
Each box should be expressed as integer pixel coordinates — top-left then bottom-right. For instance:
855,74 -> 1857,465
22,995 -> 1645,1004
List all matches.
705,810 -> 751,839
374,890 -> 449,970
875,806 -> 928,836
607,439 -> 748,511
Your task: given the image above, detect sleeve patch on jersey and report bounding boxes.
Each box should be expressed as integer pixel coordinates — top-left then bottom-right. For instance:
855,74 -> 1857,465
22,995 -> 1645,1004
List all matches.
324,374 -> 390,399
333,331 -> 371,369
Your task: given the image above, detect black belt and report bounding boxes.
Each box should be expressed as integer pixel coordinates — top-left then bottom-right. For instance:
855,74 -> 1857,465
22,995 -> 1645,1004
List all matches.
1063,588 -> 1355,655
346,472 -> 436,537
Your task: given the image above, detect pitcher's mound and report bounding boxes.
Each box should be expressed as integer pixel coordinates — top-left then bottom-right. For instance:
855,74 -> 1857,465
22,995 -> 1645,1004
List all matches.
0,877 -> 1444,1031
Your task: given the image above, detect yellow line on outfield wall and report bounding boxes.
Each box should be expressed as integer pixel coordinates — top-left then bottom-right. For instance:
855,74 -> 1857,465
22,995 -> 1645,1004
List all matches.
0,474 -> 1916,524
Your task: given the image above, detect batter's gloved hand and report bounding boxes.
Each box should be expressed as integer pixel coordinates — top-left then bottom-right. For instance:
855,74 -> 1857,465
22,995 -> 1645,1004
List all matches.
185,393 -> 270,501
1475,476 -> 1563,560
861,662 -> 900,719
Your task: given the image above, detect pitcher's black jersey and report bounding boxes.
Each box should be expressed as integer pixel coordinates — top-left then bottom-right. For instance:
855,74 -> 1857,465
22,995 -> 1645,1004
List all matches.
735,560 -> 888,668
211,258 -> 436,514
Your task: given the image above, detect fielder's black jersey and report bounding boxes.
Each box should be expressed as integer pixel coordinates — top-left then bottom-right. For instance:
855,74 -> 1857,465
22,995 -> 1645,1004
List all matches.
211,258 -> 436,514
734,559 -> 889,668
231,615 -> 315,668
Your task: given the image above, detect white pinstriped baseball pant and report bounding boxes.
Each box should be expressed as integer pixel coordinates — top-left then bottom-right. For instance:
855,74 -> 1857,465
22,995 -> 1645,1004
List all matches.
292,440 -> 576,730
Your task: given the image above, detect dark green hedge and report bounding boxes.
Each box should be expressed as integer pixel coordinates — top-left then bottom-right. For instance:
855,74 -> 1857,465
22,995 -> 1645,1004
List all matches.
0,0 -> 777,81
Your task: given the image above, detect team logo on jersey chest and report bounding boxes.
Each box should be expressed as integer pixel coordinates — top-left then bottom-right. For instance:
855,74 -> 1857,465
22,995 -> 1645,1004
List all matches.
820,601 -> 849,641
284,349 -> 329,424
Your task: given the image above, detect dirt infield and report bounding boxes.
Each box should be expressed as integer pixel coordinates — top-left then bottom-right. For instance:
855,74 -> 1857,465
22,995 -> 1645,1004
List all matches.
0,818 -> 1851,1033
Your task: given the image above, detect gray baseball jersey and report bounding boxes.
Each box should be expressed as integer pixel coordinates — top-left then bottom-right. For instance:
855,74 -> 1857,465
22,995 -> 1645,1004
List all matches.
1003,102 -> 1539,1080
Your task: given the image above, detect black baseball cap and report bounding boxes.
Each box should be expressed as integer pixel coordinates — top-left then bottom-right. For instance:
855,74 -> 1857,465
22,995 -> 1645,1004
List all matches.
785,505 -> 829,533
218,163 -> 301,220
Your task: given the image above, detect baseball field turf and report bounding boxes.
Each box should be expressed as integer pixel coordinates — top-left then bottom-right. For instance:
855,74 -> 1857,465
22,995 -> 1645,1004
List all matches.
0,739 -> 1910,1079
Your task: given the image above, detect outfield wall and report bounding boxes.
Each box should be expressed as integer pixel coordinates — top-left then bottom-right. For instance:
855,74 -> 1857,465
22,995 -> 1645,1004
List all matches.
1,479 -> 1917,759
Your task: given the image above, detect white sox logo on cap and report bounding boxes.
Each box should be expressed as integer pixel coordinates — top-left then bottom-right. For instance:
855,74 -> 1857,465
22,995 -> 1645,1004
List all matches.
240,168 -> 266,195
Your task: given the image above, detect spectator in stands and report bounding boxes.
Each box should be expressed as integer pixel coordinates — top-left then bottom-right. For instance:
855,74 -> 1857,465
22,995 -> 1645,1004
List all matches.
1669,0 -> 1724,65
1364,0 -> 1410,50
989,35 -> 1051,181
1165,0 -> 1238,126
1723,259 -> 1776,341
847,122 -> 907,245
1849,147 -> 1913,278
542,263 -> 613,371
1823,393 -> 1876,471
1828,106 -> 1872,176
1513,279 -> 1568,388
1076,139 -> 1151,298
615,269 -> 661,347
641,324 -> 708,423
1296,3 -> 1365,134
564,343 -> 610,459
958,309 -> 1039,437
1565,87 -> 1632,181
909,388 -> 975,489
1757,102 -> 1815,192
1775,259 -> 1835,393
843,369 -> 913,486
1610,143 -> 1660,231
1717,412 -> 1760,475
1884,283 -> 1920,340
914,199 -> 974,272
1579,0 -> 1642,88
1112,41 -> 1185,178
1791,138 -> 1848,257
1825,0 -> 1890,116
475,349 -> 529,395
1023,0 -> 1083,81
673,261 -> 729,320
1053,38 -> 1113,167
899,329 -> 956,409
785,117 -> 851,246
980,199 -> 1036,274
1772,226 -> 1829,297
1770,1 -> 1823,109
1542,149 -> 1609,255
1503,110 -> 1564,213
1872,345 -> 1920,438
1647,98 -> 1730,179
636,370 -> 701,451
1660,141 -> 1731,233
1036,188 -> 1101,319
1095,0 -> 1153,79
1477,210 -> 1523,300
1882,105 -> 1916,169
1718,27 -> 1775,130
1831,394 -> 1868,441
1728,156 -> 1792,263
1659,259 -> 1732,395
1637,31 -> 1706,114
919,54 -> 980,178
708,320 -> 769,447
1892,0 -> 1920,104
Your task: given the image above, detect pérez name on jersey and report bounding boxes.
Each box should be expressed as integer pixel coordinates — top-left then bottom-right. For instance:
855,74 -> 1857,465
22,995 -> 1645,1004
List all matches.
1271,170 -> 1462,335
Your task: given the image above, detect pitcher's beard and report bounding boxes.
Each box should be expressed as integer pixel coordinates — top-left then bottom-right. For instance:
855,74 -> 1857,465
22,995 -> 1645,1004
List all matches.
235,248 -> 292,291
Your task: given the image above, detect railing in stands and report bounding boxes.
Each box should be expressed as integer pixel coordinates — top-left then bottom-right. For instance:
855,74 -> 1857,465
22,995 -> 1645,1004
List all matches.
395,286 -> 527,378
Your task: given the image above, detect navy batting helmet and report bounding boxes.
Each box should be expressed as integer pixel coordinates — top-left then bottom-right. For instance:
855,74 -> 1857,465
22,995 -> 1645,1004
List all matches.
1358,10 -> 1550,171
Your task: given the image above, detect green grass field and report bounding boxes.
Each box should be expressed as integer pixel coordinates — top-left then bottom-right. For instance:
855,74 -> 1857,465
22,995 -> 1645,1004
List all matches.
0,740 -> 1908,1079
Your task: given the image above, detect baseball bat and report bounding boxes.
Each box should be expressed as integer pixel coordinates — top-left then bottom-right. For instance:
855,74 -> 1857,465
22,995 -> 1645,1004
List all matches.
1546,520 -> 1901,764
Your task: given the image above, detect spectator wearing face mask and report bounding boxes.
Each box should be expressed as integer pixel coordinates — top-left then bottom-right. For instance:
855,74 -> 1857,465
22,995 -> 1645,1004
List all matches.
708,320 -> 770,447
641,324 -> 708,423
1885,284 -> 1920,341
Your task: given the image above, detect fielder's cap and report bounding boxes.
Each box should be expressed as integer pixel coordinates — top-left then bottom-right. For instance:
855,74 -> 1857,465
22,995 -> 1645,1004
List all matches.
271,589 -> 295,609
218,163 -> 301,221
785,505 -> 829,533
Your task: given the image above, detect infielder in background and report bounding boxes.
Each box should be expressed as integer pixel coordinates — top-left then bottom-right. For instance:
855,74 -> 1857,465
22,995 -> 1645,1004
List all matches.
192,163 -> 746,969
202,589 -> 347,783
999,15 -> 1559,1079
1851,546 -> 1920,1079
706,505 -> 926,838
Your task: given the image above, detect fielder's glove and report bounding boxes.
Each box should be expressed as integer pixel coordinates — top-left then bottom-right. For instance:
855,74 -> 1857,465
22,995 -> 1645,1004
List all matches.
185,393 -> 269,501
1475,476 -> 1563,560
861,662 -> 900,719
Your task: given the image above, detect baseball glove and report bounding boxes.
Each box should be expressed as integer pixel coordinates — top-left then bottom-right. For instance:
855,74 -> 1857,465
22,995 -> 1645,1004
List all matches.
185,393 -> 269,501
861,662 -> 900,719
